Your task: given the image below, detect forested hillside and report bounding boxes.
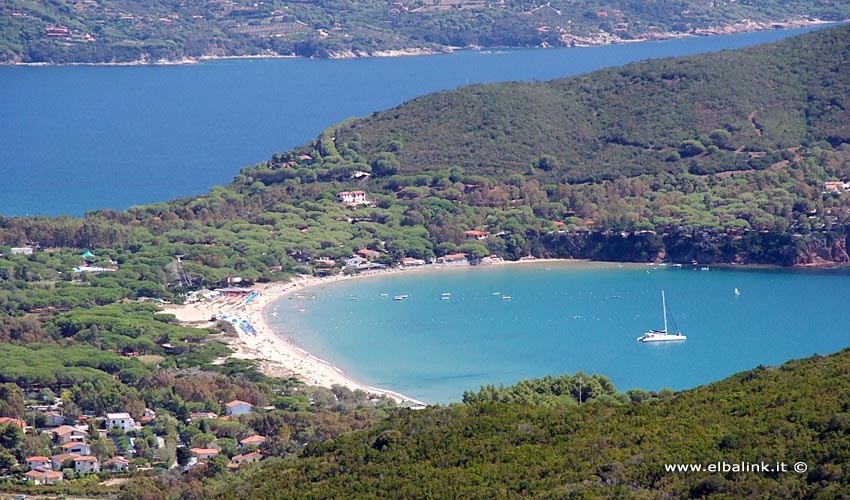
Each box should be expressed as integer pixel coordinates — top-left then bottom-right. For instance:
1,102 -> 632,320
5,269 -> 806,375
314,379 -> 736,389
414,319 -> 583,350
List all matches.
1,0 -> 848,63
1,20 -> 850,500
176,348 -> 850,498
323,24 -> 850,182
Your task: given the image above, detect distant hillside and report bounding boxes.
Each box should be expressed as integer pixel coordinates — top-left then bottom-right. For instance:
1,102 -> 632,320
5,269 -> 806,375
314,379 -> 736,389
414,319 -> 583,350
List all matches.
206,348 -> 850,499
319,24 -> 850,182
1,0 -> 849,63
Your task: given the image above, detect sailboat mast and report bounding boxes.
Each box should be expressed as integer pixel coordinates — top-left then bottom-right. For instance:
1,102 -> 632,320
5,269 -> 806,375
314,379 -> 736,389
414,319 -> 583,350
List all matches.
661,290 -> 668,333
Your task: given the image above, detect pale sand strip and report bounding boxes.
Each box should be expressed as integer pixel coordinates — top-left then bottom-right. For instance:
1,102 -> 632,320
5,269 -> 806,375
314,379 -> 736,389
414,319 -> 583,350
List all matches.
164,259 -> 606,405
164,272 -> 426,405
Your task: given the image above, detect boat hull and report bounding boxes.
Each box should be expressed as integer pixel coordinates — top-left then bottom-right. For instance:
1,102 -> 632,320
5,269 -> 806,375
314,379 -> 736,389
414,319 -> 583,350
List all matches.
637,333 -> 687,342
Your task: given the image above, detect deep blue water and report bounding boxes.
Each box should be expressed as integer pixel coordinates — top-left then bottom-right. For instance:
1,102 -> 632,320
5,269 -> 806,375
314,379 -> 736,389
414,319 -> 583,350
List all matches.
268,263 -> 850,403
0,25 -> 831,216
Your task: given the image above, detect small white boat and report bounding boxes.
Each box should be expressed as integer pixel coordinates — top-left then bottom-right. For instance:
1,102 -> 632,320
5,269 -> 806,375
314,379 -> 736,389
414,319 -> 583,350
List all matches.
637,291 -> 686,342
393,295 -> 409,301
501,295 -> 511,300
734,287 -> 741,296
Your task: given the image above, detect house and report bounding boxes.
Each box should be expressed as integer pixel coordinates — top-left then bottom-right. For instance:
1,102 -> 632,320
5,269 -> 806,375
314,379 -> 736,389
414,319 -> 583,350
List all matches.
10,247 -> 34,255
400,257 -> 426,267
227,451 -> 262,469
62,441 -> 91,455
0,417 -> 26,429
188,411 -> 218,421
105,412 -> 139,432
50,453 -> 81,469
344,256 -> 366,268
25,469 -> 63,485
52,425 -> 87,443
141,408 -> 156,423
239,435 -> 267,447
356,248 -> 382,260
74,455 -> 100,474
436,253 -> 468,265
43,410 -> 65,427
103,456 -> 130,471
823,181 -> 849,192
25,456 -> 52,470
314,258 -> 336,268
336,191 -> 368,205
463,230 -> 490,240
46,26 -> 70,37
224,400 -> 253,416
190,448 -> 220,461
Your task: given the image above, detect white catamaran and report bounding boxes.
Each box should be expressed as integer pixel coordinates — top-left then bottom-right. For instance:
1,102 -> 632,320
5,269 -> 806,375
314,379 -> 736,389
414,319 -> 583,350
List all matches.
637,290 -> 686,342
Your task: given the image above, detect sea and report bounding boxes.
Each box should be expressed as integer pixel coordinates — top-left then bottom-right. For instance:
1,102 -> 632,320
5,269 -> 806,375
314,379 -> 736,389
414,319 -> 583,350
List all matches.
0,25 -> 833,217
4,24 -> 847,404
268,263 -> 850,403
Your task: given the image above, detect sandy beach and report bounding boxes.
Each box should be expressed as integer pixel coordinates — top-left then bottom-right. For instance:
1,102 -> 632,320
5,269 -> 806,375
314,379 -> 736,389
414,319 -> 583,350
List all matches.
164,271 -> 428,405
164,259 -> 601,405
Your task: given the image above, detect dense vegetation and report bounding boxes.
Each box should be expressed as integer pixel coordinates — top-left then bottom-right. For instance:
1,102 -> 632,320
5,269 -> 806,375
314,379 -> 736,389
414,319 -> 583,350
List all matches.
323,25 -> 850,182
1,24 -> 850,498
2,0 -> 849,63
133,348 -> 850,499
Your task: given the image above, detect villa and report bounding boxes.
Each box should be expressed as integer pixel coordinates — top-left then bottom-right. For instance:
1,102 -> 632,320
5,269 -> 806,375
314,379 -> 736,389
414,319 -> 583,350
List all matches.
336,191 -> 368,206
25,456 -> 51,470
239,435 -> 267,447
25,469 -> 63,485
105,412 -> 139,432
224,400 -> 253,416
190,448 -> 220,461
61,441 -> 91,455
228,451 -> 262,469
52,425 -> 87,444
74,455 -> 100,474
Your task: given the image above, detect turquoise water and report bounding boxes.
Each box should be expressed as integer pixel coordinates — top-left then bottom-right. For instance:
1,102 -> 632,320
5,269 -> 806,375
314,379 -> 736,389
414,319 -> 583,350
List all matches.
0,25 -> 832,216
268,263 -> 850,403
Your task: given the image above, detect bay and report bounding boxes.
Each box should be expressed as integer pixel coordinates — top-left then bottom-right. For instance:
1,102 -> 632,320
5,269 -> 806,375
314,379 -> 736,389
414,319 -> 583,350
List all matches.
268,263 -> 850,403
0,25 -> 830,216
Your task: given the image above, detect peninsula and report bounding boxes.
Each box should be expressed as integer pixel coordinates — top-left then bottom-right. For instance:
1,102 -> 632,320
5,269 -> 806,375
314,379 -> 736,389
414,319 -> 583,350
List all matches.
2,0 -> 847,64
0,23 -> 849,500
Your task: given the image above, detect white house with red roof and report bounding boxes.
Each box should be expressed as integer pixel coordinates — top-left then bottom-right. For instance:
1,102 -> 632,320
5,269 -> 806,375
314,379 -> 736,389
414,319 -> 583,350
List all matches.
25,456 -> 52,470
190,448 -> 219,461
61,441 -> 91,455
239,435 -> 267,447
74,455 -> 100,474
227,451 -> 262,469
224,400 -> 253,416
51,425 -> 87,443
25,469 -> 63,485
103,456 -> 130,471
50,452 -> 81,469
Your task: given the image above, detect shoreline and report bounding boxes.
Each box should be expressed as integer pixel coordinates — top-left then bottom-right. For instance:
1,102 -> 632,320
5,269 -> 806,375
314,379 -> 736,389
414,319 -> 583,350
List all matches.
164,259 -> 600,405
163,258 -> 848,405
4,20 -> 841,67
164,273 -> 426,405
